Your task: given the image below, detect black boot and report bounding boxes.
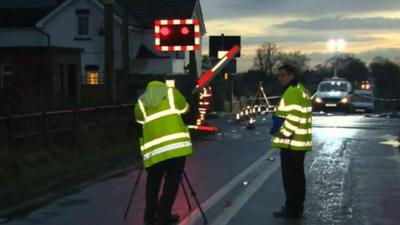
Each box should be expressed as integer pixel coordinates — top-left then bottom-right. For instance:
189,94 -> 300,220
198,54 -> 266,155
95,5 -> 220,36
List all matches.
158,213 -> 180,225
144,210 -> 157,225
273,206 -> 302,218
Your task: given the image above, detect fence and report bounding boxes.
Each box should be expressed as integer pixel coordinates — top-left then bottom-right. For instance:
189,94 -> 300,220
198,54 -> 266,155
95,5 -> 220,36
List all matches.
0,103 -> 138,151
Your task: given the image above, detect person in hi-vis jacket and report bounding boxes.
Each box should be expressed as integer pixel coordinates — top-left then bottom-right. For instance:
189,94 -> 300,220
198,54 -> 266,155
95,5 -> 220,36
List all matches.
270,64 -> 312,219
135,80 -> 192,225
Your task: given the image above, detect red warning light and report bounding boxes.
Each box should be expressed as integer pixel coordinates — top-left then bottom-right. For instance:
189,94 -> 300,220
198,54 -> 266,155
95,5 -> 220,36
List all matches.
181,26 -> 190,35
155,19 -> 200,52
160,26 -> 170,36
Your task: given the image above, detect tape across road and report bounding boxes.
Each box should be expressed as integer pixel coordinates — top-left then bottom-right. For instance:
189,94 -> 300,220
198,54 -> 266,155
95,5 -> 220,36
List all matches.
353,93 -> 400,102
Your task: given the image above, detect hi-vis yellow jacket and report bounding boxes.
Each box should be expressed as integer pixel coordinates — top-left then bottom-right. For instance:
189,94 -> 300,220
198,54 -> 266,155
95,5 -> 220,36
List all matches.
271,83 -> 312,151
135,81 -> 192,168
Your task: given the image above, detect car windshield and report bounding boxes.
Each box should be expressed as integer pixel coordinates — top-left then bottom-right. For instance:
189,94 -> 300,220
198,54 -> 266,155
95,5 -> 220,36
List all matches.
319,82 -> 348,92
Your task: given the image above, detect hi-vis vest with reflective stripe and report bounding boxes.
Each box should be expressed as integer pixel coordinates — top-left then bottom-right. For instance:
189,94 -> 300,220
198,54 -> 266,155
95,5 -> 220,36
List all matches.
135,86 -> 192,168
271,83 -> 312,151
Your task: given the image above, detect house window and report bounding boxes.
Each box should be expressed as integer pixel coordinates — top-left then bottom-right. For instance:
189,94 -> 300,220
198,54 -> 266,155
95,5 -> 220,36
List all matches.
0,65 -> 13,89
75,9 -> 90,38
85,65 -> 100,85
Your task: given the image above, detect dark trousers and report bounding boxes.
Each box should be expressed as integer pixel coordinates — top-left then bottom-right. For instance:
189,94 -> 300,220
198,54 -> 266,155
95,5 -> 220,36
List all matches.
280,149 -> 306,213
145,157 -> 186,219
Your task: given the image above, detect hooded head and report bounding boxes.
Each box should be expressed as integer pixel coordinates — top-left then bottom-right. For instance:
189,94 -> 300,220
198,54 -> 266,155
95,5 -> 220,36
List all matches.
139,81 -> 169,108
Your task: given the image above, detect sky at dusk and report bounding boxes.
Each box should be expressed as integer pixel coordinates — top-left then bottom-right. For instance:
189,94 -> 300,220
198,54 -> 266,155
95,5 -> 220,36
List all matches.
200,0 -> 400,72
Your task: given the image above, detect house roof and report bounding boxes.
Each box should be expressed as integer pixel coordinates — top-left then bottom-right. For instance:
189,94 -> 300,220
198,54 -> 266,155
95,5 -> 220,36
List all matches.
0,46 -> 83,53
0,0 -> 133,28
0,0 -> 202,29
0,0 -> 65,28
125,0 -> 198,28
136,45 -> 168,59
94,0 -> 141,27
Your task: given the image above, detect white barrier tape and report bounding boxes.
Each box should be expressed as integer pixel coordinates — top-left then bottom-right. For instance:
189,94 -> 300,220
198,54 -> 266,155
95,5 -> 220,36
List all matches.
248,96 -> 281,101
354,93 -> 400,102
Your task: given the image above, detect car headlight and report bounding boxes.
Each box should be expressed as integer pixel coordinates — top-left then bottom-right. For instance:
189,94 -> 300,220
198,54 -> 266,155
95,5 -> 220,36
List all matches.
340,97 -> 349,104
315,97 -> 323,103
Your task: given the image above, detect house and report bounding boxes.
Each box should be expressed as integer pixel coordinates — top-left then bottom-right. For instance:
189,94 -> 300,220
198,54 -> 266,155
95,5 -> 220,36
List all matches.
0,0 -> 206,111
0,46 -> 82,113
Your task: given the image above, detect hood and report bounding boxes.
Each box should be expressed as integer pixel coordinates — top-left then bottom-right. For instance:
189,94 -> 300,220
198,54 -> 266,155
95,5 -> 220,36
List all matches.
139,81 -> 168,108
315,91 -> 349,99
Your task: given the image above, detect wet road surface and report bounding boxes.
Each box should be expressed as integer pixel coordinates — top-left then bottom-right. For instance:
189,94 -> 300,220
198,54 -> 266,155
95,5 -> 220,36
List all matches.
1,114 -> 400,225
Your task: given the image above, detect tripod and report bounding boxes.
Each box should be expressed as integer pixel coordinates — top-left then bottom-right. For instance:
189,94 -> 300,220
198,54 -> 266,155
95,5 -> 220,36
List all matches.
123,166 -> 208,224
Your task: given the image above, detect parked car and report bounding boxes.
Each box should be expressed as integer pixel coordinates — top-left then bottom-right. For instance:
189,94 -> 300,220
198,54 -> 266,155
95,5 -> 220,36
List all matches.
351,90 -> 374,113
312,77 -> 353,113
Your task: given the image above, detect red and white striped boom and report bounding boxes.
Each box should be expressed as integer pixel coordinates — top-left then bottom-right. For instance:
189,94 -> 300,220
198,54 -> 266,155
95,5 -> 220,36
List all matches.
192,45 -> 240,93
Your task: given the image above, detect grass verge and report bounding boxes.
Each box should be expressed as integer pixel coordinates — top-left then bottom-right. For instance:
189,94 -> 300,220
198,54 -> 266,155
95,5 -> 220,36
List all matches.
0,124 -> 141,214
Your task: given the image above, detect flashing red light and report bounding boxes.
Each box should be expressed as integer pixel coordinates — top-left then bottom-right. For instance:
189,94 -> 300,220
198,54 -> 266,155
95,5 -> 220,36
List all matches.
181,26 -> 190,35
160,27 -> 170,36
154,19 -> 200,52
197,125 -> 218,132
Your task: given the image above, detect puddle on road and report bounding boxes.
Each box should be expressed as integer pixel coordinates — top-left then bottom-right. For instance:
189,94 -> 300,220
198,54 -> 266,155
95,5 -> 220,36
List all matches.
379,134 -> 400,148
305,138 -> 355,224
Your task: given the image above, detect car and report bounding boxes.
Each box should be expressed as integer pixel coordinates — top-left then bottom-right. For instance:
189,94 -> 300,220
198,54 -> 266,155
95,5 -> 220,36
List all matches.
312,77 -> 353,113
351,90 -> 374,113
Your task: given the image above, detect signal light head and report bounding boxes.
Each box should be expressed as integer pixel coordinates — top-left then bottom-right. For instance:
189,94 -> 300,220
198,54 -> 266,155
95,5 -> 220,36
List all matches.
181,26 -> 190,35
160,26 -> 170,36
155,19 -> 200,52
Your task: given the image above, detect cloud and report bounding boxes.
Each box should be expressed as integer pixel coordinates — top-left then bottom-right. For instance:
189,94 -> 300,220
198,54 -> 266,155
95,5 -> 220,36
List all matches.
200,0 -> 400,71
276,16 -> 400,30
242,34 -> 383,46
234,48 -> 400,72
357,48 -> 400,62
202,0 -> 400,20
282,48 -> 400,66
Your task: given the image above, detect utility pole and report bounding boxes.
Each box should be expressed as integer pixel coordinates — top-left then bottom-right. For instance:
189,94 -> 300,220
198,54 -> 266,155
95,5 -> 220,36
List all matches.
189,51 -> 198,80
188,51 -> 199,123
122,0 -> 130,100
104,0 -> 115,104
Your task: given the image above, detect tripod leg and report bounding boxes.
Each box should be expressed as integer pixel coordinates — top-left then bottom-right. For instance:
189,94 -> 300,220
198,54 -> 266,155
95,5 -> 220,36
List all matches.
124,167 -> 143,219
183,171 -> 208,224
180,180 -> 192,211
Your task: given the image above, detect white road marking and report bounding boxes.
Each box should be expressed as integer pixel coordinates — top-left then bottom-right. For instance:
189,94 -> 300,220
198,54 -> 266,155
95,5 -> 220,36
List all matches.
209,160 -> 280,225
178,150 -> 280,225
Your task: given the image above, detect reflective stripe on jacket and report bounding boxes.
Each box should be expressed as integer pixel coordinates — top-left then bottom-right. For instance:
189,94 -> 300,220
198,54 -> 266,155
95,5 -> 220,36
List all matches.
271,83 -> 312,151
134,81 -> 192,168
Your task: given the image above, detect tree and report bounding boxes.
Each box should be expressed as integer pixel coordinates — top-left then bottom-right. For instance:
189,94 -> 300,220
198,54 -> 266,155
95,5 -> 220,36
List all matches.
253,42 -> 310,75
325,54 -> 369,85
369,57 -> 400,99
253,42 -> 279,75
276,51 -> 309,73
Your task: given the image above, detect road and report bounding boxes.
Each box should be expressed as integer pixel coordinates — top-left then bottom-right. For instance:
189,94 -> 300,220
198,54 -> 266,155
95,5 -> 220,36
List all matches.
1,113 -> 400,225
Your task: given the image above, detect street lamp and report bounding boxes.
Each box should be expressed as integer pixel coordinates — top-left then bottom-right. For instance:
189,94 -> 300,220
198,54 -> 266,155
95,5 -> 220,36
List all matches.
327,39 -> 346,77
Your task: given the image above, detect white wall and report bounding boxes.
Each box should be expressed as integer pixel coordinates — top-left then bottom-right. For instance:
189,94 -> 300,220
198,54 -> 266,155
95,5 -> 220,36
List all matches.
132,58 -> 186,75
172,58 -> 186,74
39,0 -> 126,83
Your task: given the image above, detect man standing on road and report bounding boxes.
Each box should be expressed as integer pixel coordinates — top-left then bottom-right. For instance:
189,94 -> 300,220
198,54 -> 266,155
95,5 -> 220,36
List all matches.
135,80 -> 193,225
270,64 -> 312,218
